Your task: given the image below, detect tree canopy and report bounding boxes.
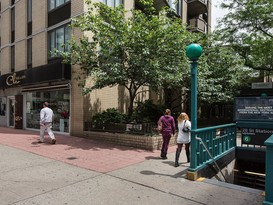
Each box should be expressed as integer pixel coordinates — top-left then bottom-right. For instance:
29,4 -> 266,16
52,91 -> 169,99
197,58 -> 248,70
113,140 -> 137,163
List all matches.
57,0 -> 259,120
215,0 -> 273,78
59,0 -> 196,117
200,38 -> 254,104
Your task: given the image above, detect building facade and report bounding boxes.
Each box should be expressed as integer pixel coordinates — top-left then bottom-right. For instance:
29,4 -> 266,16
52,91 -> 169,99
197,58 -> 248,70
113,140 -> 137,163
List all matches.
0,0 -> 211,136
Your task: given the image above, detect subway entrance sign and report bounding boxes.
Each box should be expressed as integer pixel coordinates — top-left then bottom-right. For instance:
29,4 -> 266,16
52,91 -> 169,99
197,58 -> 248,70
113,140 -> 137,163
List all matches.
241,128 -> 273,146
234,96 -> 273,146
234,97 -> 273,121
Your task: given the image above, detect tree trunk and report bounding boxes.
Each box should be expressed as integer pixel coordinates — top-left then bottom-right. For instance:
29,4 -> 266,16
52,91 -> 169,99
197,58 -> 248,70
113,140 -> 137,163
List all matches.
127,89 -> 136,120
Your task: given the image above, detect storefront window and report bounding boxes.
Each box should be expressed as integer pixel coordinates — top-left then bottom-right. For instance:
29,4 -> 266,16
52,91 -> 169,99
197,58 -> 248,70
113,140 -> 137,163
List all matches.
26,89 -> 70,132
0,97 -> 6,116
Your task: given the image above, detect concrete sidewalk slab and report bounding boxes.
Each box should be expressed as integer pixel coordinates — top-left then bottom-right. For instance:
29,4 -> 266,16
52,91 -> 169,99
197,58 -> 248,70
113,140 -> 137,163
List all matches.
0,145 -> 100,204
109,158 -> 264,205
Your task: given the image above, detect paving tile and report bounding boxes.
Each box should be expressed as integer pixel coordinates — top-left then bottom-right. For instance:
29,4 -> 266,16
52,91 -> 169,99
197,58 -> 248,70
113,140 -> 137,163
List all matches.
0,127 -> 173,173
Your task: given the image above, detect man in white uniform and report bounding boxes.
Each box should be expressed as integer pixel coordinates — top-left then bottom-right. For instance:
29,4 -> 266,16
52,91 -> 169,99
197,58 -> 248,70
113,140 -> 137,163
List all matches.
39,102 -> 56,144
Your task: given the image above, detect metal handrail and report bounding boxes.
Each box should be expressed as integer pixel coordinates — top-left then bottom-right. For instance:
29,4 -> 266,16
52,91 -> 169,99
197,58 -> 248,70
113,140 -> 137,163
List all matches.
196,137 -> 228,183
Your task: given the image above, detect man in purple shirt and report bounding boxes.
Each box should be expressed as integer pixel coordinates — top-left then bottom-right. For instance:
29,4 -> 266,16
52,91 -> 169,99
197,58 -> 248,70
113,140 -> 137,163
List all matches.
158,109 -> 176,159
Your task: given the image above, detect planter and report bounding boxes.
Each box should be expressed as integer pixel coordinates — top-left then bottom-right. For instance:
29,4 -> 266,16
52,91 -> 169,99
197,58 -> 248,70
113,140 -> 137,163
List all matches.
83,131 -> 177,151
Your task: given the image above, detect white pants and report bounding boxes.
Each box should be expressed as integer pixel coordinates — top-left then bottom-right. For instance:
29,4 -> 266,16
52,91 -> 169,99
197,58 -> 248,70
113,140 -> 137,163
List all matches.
40,123 -> 55,142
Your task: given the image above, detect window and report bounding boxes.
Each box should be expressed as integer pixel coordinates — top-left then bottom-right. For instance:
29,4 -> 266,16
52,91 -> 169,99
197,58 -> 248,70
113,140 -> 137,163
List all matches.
27,0 -> 32,23
0,97 -> 6,116
101,0 -> 123,7
26,90 -> 70,132
48,24 -> 70,57
48,0 -> 70,11
27,0 -> 32,35
11,7 -> 15,43
11,0 -> 15,5
48,0 -> 71,27
27,38 -> 32,68
168,0 -> 182,16
11,46 -> 15,72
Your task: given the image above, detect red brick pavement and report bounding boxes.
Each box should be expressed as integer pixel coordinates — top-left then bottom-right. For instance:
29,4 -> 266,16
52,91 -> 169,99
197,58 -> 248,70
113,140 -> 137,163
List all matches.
0,127 -> 176,173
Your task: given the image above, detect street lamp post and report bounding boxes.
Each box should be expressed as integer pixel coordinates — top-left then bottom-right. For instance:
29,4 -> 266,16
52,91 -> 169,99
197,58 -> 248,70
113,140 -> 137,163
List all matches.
186,43 -> 203,130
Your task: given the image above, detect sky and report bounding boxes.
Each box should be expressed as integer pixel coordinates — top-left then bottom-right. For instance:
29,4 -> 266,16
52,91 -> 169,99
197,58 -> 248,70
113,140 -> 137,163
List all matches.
211,0 -> 229,30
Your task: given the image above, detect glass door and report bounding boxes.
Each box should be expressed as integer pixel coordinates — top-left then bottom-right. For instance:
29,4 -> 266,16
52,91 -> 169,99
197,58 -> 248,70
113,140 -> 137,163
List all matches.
8,97 -> 15,127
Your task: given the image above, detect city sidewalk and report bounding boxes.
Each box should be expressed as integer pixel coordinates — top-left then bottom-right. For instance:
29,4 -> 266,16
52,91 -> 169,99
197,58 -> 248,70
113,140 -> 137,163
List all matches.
0,127 -> 264,205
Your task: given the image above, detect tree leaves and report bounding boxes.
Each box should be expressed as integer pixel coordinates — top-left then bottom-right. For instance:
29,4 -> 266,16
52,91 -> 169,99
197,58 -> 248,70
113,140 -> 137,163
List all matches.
216,0 -> 273,73
58,0 -> 195,117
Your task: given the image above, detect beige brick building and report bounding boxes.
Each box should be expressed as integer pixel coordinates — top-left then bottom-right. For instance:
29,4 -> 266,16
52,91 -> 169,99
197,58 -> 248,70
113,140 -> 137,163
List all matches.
0,0 -> 211,136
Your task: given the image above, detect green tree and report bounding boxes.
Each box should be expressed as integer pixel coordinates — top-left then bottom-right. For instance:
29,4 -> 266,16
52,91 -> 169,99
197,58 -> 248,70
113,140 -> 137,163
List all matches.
215,0 -> 273,78
200,36 -> 254,103
193,35 -> 257,118
58,0 -> 195,118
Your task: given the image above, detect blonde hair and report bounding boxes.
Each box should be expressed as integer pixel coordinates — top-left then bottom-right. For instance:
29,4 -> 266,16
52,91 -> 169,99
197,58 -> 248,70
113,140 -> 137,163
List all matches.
177,112 -> 189,123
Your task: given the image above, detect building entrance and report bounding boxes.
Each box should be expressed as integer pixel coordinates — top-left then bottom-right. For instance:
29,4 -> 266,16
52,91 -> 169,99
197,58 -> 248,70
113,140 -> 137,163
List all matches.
8,97 -> 15,127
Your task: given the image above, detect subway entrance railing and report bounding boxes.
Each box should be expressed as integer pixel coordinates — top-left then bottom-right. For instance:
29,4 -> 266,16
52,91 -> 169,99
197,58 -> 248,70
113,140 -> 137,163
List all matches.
187,123 -> 237,181
186,123 -> 273,204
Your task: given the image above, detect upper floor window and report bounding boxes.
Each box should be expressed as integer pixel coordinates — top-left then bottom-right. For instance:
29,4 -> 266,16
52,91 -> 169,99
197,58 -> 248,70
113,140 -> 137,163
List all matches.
27,0 -> 32,23
11,7 -> 15,43
27,0 -> 32,36
11,0 -> 15,6
101,0 -> 123,7
168,0 -> 181,16
27,38 -> 32,68
11,46 -> 15,72
48,24 -> 71,57
48,0 -> 70,11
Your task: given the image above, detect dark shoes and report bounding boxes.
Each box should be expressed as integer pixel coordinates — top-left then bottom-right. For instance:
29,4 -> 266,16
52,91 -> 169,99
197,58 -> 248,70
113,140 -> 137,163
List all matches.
160,151 -> 164,158
161,154 -> 167,160
37,139 -> 56,144
160,151 -> 167,159
174,161 -> 179,167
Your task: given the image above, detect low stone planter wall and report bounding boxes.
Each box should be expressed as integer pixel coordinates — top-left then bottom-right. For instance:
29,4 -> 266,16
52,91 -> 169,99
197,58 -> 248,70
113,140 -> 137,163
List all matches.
83,131 -> 177,151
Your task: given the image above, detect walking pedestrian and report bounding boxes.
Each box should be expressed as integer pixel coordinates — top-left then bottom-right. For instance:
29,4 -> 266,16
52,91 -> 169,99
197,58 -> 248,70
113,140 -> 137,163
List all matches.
38,102 -> 56,144
175,112 -> 191,167
157,109 -> 176,159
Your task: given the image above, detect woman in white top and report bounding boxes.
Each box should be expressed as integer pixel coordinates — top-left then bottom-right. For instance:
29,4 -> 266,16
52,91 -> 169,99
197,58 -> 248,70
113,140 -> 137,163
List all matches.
175,112 -> 191,167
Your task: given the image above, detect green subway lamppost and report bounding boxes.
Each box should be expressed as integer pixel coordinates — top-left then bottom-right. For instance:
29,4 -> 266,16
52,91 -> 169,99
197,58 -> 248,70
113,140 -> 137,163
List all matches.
186,43 -> 203,130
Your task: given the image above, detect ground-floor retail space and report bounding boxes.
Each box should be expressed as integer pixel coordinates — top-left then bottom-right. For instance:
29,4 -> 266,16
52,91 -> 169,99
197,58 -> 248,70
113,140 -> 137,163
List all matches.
0,87 -> 70,133
0,60 -> 72,133
25,88 -> 70,132
0,96 -> 15,128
